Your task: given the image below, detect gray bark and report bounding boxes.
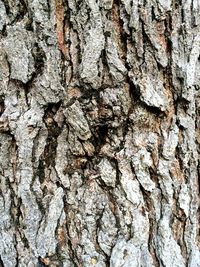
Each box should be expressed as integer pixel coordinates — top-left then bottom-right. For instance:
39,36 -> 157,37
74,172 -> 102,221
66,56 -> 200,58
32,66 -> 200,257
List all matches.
0,0 -> 199,266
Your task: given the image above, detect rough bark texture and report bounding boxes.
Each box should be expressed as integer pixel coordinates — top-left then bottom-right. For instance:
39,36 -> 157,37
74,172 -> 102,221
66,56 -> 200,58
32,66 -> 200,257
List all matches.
0,0 -> 199,266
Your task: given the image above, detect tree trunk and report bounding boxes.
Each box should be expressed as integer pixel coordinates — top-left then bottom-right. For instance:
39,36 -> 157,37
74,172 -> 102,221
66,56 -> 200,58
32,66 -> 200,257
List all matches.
0,0 -> 199,266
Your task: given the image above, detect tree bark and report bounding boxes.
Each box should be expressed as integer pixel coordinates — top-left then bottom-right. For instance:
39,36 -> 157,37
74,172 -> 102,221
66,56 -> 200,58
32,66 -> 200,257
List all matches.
0,0 -> 199,266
